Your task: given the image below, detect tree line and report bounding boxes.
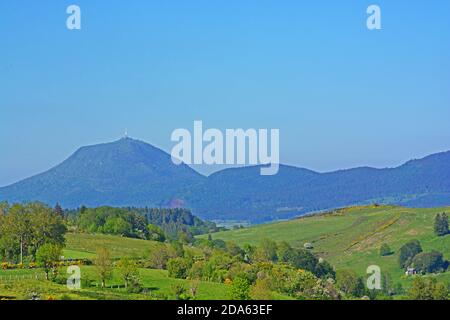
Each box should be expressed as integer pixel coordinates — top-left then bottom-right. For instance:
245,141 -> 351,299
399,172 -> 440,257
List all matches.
0,202 -> 66,264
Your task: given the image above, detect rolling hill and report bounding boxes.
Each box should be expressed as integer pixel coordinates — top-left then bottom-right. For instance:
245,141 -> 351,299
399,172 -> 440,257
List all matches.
199,205 -> 450,287
1,137 -> 450,222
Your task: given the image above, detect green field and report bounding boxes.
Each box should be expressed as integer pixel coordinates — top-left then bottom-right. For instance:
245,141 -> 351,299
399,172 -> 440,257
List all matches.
200,206 -> 450,287
64,233 -> 166,259
1,206 -> 449,300
0,267 -> 229,300
0,232 -> 229,300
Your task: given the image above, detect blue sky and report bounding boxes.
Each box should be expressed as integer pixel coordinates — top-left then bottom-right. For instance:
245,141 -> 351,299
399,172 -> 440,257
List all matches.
1,0 -> 450,186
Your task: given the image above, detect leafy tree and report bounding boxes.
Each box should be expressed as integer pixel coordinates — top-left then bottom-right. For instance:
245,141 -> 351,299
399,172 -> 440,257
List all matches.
230,276 -> 250,300
36,244 -> 62,280
202,253 -> 233,282
276,241 -> 296,263
411,251 -> 448,274
147,246 -> 175,269
147,224 -> 166,242
117,257 -> 139,289
314,260 -> 336,280
225,241 -> 244,259
434,213 -> 449,236
408,277 -> 449,300
103,217 -> 132,236
167,257 -> 192,279
398,239 -> 422,269
379,243 -> 392,256
336,270 -> 365,297
0,203 -> 66,263
95,247 -> 113,288
253,239 -> 278,262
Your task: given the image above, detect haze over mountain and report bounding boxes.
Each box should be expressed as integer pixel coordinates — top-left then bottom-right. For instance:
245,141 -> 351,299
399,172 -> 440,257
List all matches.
1,138 -> 450,223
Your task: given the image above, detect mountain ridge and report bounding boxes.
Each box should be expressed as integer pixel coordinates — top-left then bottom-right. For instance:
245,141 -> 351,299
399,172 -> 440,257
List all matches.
1,138 -> 450,223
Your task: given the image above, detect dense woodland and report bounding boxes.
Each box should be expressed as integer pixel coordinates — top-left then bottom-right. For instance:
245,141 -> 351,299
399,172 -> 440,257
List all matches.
67,206 -> 223,242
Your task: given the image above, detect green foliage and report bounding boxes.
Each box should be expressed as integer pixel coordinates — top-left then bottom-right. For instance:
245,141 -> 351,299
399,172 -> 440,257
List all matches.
74,206 -> 218,242
253,239 -> 278,262
379,243 -> 393,256
336,270 -> 365,298
147,246 -> 176,269
75,206 -> 150,239
411,251 -> 448,274
171,283 -> 193,300
117,257 -> 140,291
230,276 -> 250,300
0,202 -> 66,262
95,247 -> 113,288
167,257 -> 192,279
408,277 -> 449,300
398,239 -> 423,269
434,213 -> 449,236
36,244 -> 62,280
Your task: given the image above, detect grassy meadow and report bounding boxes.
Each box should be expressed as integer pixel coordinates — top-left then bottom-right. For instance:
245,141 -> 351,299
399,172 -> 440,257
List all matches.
199,206 -> 450,288
1,233 -> 229,300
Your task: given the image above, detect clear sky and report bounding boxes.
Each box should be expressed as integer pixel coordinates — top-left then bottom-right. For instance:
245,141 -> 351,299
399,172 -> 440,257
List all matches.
1,0 -> 449,186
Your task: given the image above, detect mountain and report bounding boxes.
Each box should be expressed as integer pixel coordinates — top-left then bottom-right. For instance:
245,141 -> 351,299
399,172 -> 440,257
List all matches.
185,152 -> 450,222
1,138 -> 450,223
0,138 -> 205,208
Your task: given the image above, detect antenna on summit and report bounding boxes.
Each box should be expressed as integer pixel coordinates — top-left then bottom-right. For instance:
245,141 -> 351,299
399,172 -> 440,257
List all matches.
124,129 -> 128,139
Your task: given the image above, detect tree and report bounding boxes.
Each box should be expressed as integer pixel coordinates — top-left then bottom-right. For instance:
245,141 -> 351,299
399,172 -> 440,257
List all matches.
147,224 -> 166,242
117,257 -> 139,289
167,257 -> 192,279
36,244 -> 62,280
0,203 -> 66,263
230,276 -> 250,300
379,243 -> 392,256
398,239 -> 422,269
408,277 -> 449,300
54,203 -> 64,218
148,246 -> 175,269
103,217 -> 132,236
411,251 -> 447,274
253,239 -> 278,262
336,270 -> 365,297
277,241 -> 296,263
434,213 -> 449,237
95,247 -> 113,288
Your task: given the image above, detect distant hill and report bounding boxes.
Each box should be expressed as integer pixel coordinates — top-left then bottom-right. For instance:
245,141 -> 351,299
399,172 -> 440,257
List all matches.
1,138 -> 450,222
185,152 -> 450,222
